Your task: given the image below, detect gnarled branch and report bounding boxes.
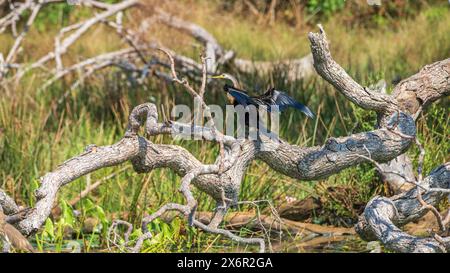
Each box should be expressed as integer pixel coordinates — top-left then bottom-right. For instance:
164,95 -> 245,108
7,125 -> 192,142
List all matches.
0,25 -> 446,253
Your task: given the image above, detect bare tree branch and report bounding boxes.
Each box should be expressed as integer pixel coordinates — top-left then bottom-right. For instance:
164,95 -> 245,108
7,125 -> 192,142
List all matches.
155,9 -> 315,80
0,21 -> 446,253
308,25 -> 398,113
392,58 -> 450,118
356,163 -> 450,252
0,189 -> 19,215
12,0 -> 139,81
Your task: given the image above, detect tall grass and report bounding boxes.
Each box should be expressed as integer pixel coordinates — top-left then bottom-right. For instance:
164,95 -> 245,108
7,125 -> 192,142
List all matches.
0,2 -> 448,252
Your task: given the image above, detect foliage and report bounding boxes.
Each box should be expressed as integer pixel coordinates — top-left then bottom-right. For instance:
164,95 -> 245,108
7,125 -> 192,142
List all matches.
217,0 -> 445,27
0,1 -> 448,252
306,0 -> 346,16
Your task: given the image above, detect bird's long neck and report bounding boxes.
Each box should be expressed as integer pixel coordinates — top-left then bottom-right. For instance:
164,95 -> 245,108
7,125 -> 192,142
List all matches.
228,75 -> 241,89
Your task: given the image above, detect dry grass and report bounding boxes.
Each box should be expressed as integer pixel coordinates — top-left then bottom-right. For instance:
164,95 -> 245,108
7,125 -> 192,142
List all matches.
0,1 -> 448,252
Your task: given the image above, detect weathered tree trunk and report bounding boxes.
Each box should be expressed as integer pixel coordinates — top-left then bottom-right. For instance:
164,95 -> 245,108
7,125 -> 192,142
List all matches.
0,1 -> 448,252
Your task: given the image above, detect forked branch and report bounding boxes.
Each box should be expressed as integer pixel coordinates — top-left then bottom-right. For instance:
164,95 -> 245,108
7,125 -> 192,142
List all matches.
0,25 -> 447,253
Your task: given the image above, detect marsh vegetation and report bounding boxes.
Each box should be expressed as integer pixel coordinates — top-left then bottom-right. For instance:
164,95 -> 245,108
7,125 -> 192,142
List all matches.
0,0 -> 448,253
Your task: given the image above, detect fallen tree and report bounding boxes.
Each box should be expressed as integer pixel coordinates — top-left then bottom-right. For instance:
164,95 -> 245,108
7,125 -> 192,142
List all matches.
0,0 -> 315,93
1,22 -> 448,252
0,0 -> 417,195
0,1 -> 448,253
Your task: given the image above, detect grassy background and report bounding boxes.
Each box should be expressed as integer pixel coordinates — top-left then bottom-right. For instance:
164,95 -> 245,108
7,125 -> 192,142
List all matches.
0,0 -> 449,252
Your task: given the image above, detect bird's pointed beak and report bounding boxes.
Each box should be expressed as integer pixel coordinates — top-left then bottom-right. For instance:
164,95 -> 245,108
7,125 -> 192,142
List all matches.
211,75 -> 225,79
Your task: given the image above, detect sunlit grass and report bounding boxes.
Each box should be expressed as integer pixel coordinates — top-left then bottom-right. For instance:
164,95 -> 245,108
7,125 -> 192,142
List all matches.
0,1 -> 448,252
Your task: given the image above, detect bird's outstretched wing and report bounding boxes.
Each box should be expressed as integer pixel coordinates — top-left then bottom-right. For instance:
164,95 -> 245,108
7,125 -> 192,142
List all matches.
224,84 -> 255,106
263,88 -> 315,118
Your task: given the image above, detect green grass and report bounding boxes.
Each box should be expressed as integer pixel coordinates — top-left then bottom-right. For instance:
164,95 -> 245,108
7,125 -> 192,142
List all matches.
0,2 -> 449,253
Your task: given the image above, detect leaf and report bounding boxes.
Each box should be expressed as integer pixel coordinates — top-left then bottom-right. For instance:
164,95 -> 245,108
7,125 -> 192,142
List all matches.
61,199 -> 74,227
43,218 -> 55,241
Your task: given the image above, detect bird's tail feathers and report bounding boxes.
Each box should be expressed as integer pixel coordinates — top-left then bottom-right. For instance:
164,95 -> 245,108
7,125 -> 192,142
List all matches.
294,102 -> 315,119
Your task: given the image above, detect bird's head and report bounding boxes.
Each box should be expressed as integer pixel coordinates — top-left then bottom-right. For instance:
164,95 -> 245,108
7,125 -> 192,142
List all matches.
211,73 -> 232,81
211,73 -> 240,89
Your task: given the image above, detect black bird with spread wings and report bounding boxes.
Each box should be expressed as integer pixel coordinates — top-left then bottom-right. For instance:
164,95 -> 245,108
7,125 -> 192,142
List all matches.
212,73 -> 315,118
